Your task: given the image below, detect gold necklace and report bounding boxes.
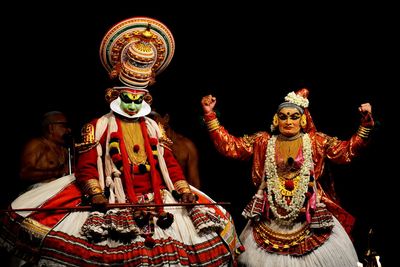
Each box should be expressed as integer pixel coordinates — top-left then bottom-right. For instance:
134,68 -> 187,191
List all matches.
120,120 -> 147,165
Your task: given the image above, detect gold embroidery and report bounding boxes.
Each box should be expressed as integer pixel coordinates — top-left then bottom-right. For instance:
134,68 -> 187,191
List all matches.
243,133 -> 262,147
75,123 -> 99,153
158,122 -> 173,148
21,218 -> 51,239
326,136 -> 339,148
253,220 -> 310,250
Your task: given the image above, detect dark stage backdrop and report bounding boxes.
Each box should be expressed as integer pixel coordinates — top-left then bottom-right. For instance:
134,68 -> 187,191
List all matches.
1,3 -> 394,265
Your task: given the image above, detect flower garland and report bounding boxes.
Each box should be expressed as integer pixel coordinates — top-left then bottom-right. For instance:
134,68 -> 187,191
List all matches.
265,133 -> 313,223
284,91 -> 309,108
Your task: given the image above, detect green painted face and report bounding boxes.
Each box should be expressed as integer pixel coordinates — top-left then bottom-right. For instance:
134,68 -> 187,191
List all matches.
119,92 -> 145,116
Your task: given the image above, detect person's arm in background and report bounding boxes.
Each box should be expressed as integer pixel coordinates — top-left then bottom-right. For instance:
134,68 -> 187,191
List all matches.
184,139 -> 201,189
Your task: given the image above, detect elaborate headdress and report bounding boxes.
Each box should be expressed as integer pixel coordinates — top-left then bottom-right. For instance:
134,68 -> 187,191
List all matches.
100,17 -> 175,117
100,16 -> 175,88
271,88 -> 316,134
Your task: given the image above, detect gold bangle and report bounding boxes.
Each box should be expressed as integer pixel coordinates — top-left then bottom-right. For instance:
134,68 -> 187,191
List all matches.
82,179 -> 103,196
205,118 -> 220,132
174,180 -> 191,194
357,125 -> 372,139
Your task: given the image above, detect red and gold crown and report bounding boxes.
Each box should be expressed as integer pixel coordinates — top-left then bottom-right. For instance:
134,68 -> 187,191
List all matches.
100,17 -> 175,89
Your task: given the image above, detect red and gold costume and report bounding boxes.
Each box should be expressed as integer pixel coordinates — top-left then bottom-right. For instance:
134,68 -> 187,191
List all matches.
0,113 -> 242,266
205,111 -> 369,234
76,116 -> 186,202
203,88 -> 373,266
0,17 -> 243,266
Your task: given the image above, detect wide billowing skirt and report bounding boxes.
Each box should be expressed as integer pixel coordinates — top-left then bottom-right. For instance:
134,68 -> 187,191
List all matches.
238,216 -> 360,267
0,175 -> 238,266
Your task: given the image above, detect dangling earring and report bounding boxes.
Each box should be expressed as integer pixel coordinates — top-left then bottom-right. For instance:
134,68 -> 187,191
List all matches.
272,114 -> 279,128
300,114 -> 307,129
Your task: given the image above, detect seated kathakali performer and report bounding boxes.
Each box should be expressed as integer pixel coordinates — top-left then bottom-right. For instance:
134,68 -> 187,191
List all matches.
0,17 -> 243,267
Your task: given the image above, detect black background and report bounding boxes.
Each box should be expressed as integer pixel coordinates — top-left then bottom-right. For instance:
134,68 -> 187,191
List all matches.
1,2 -> 395,265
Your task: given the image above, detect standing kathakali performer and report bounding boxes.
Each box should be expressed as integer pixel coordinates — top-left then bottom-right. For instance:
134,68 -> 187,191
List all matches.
201,89 -> 375,267
0,17 -> 243,266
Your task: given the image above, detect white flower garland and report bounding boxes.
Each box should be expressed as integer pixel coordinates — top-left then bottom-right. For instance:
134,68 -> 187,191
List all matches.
265,133 -> 313,223
284,91 -> 309,108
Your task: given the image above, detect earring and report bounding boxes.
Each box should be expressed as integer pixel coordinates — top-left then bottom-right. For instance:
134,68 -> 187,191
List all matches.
144,93 -> 153,105
105,88 -> 120,103
272,114 -> 279,128
300,114 -> 307,129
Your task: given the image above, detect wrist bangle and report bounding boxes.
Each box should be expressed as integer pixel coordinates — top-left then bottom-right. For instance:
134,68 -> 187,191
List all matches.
174,180 -> 191,194
83,179 -> 103,196
205,118 -> 220,132
357,125 -> 372,139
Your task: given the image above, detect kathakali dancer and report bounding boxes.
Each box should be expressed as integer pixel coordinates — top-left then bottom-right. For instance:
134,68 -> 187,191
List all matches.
201,88 -> 375,267
0,17 -> 243,266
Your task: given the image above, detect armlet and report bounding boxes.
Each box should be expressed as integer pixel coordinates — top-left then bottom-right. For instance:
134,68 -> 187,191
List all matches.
75,123 -> 99,153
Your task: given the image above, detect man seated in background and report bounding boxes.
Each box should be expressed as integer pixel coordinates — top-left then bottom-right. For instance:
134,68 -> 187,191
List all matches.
149,108 -> 201,189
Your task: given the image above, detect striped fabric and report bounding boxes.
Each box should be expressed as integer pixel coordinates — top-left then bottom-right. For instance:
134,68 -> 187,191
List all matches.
0,175 -> 236,266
